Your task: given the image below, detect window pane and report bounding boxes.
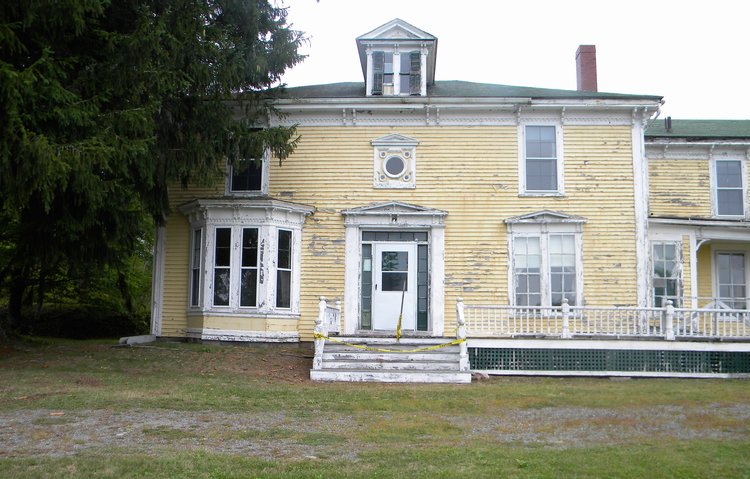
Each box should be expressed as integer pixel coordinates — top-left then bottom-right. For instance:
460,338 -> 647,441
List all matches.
230,160 -> 263,192
526,159 -> 557,191
214,228 -> 231,267
382,272 -> 407,291
242,229 -> 258,267
716,161 -> 742,187
240,270 -> 257,307
213,269 -> 230,306
717,190 -> 743,216
276,271 -> 291,308
278,230 -> 292,269
382,251 -> 408,271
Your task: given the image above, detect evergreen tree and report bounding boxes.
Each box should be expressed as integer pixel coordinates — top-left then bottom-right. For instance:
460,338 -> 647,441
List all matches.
0,0 -> 304,334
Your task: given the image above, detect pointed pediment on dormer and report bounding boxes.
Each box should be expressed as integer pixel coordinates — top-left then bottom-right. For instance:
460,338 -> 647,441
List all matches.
371,134 -> 419,147
357,18 -> 436,41
505,210 -> 587,224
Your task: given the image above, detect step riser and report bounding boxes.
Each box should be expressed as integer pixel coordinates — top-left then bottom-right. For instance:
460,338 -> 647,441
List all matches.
324,352 -> 458,362
322,361 -> 460,371
310,370 -> 472,383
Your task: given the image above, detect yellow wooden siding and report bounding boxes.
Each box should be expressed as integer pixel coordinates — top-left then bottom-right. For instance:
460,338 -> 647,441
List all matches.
697,244 -> 713,305
648,158 -> 710,217
160,212 -> 190,336
270,125 -> 638,339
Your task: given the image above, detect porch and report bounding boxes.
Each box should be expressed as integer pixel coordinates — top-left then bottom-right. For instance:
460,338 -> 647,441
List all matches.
310,297 -> 750,382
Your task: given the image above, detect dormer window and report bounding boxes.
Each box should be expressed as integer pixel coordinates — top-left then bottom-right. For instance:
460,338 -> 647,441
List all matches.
357,19 -> 436,98
371,50 -> 421,96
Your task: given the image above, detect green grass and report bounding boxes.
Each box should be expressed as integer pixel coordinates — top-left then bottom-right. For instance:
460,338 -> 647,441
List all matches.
1,339 -> 749,478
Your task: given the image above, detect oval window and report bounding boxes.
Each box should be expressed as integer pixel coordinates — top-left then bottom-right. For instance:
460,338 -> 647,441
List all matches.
384,156 -> 405,177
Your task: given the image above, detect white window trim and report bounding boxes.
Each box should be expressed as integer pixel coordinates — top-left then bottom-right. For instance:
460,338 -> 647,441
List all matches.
365,44 -> 427,97
649,240 -> 683,307
712,247 -> 750,309
179,199 -> 312,317
189,228 -> 203,308
341,202 -> 447,336
506,220 -> 584,307
225,150 -> 270,197
709,155 -> 747,219
518,122 -> 565,196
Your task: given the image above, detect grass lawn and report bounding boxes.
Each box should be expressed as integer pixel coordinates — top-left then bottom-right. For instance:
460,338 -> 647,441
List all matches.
1,338 -> 749,478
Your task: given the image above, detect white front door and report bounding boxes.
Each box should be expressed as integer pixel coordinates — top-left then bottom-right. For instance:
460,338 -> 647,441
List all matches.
371,243 -> 417,330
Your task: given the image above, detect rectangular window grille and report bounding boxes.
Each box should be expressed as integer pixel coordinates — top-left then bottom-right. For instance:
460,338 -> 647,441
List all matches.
361,244 -> 372,329
417,244 -> 429,331
652,243 -> 681,307
716,160 -> 743,216
717,252 -> 746,309
362,231 -> 428,242
550,234 -> 576,306
514,237 -> 542,306
276,230 -> 292,308
190,229 -> 202,307
525,125 -> 558,191
240,228 -> 259,307
213,228 -> 232,306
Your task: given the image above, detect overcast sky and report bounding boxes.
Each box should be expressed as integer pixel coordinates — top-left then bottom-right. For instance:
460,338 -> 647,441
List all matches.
279,0 -> 749,120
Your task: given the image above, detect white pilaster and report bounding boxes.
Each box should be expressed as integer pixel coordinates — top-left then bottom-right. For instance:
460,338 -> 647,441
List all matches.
632,110 -> 650,307
343,224 -> 360,335
150,226 -> 166,335
431,225 -> 445,336
365,47 -> 373,96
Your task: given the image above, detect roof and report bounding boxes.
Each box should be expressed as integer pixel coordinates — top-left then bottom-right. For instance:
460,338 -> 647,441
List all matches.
646,119 -> 750,139
280,80 -> 663,101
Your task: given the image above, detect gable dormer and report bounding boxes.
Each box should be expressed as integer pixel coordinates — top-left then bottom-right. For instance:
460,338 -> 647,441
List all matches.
356,19 -> 437,97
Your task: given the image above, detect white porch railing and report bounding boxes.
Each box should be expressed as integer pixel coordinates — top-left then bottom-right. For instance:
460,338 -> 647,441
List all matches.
462,298 -> 750,340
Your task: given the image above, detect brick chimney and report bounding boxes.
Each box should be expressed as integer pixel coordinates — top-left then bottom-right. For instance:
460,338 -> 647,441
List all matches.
575,45 -> 598,92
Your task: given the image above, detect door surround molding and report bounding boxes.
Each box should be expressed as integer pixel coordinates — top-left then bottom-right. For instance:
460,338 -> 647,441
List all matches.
341,202 -> 447,336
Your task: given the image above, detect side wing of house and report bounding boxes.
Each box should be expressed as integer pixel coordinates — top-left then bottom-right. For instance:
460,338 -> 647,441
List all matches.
646,119 -> 750,309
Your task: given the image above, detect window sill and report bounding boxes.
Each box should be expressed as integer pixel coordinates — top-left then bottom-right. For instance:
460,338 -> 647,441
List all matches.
188,309 -> 300,320
519,192 -> 565,198
225,190 -> 267,198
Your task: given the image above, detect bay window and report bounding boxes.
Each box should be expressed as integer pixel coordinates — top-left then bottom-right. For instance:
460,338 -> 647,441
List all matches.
179,199 -> 312,316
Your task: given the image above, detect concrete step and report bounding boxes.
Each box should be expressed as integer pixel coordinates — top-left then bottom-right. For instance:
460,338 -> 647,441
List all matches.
322,360 -> 460,371
310,369 -> 472,384
323,351 -> 458,362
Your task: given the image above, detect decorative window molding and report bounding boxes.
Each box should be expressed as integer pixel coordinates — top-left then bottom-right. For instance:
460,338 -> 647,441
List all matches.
518,122 -> 565,196
226,150 -> 270,197
709,154 -> 747,218
371,134 -> 418,189
506,211 -> 585,306
179,199 -> 314,316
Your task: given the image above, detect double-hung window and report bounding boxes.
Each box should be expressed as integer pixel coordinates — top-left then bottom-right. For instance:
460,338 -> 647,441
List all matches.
651,242 -> 682,307
714,159 -> 744,217
717,252 -> 746,310
228,153 -> 269,196
520,124 -> 563,194
513,234 -> 578,306
371,50 -> 422,96
507,212 -> 584,307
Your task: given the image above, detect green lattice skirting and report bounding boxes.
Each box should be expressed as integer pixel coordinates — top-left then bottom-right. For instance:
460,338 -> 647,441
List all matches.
469,348 -> 750,374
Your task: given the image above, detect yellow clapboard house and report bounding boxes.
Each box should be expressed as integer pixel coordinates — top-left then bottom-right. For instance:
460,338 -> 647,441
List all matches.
149,19 -> 750,380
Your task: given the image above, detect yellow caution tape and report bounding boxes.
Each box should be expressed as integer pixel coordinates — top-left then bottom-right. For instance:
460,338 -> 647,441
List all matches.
313,332 -> 465,353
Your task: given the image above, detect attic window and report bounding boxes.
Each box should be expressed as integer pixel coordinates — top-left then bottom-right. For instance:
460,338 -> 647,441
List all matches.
371,50 -> 421,96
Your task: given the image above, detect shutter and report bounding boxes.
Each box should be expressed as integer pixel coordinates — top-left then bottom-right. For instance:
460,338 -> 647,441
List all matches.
409,51 -> 421,95
372,51 -> 384,95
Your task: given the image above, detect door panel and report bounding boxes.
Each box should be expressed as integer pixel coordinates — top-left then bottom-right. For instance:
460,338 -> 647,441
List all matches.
372,243 -> 417,330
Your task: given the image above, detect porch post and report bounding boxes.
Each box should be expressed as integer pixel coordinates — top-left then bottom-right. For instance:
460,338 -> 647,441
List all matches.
313,296 -> 328,370
456,297 -> 469,372
664,300 -> 676,341
561,297 -> 571,339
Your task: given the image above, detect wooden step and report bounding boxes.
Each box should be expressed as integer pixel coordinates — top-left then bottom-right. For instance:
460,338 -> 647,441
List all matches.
310,369 -> 471,383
